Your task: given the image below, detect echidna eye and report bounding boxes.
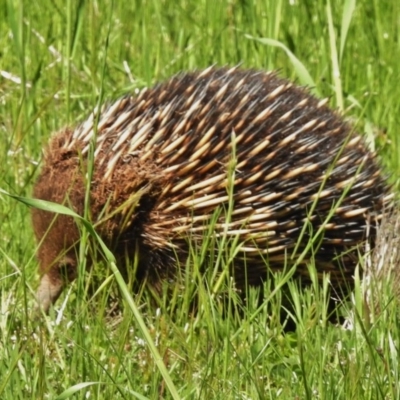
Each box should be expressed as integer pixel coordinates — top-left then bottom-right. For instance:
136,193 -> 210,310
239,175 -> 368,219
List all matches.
58,257 -> 77,282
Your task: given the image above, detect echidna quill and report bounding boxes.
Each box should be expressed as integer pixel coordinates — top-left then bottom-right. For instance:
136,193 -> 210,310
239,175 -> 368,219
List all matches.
32,66 -> 392,313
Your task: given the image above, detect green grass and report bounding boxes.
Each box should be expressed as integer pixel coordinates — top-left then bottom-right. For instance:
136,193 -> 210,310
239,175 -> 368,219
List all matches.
1,0 -> 400,398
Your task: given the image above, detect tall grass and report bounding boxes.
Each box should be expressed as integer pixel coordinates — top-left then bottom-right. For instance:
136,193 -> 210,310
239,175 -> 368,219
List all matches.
1,0 -> 400,398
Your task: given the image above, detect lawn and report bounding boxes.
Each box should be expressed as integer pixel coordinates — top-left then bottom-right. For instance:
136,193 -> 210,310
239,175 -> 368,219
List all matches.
1,0 -> 400,398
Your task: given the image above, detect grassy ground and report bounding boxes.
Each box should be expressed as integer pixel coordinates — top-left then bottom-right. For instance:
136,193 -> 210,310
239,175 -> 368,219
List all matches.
1,0 -> 400,398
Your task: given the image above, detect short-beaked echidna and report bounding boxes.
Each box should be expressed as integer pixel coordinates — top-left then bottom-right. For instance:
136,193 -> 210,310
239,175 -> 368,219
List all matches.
32,66 -> 392,312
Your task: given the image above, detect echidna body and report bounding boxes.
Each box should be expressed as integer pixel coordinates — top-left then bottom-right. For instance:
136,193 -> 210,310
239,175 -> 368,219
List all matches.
32,67 -> 391,312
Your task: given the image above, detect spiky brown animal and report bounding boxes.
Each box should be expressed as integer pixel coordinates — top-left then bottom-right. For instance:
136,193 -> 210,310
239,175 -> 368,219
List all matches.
32,66 -> 391,312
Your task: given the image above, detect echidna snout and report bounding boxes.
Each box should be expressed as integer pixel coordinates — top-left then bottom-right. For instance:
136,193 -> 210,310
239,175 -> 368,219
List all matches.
31,66 -> 391,313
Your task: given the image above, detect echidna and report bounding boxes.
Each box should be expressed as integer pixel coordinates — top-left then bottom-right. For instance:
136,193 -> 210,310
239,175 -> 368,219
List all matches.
32,66 -> 391,313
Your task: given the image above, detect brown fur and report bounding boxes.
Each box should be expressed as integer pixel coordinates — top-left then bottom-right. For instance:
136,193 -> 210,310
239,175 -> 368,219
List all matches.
32,67 -> 390,312
32,129 -> 168,310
